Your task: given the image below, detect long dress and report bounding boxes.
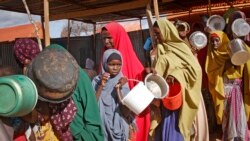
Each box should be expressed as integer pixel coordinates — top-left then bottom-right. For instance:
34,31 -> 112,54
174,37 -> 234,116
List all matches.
92,49 -> 131,141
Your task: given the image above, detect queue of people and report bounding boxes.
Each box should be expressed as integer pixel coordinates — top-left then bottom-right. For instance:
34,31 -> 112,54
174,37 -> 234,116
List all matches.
0,9 -> 250,141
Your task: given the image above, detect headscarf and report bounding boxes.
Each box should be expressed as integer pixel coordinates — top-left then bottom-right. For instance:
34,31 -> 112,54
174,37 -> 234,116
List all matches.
154,19 -> 202,140
205,31 -> 244,124
92,49 -> 130,141
37,99 -> 77,141
104,22 -> 149,141
13,38 -> 40,65
104,22 -> 144,88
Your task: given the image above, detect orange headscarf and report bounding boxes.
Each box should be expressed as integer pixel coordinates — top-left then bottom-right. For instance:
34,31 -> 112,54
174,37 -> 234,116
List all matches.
205,31 -> 244,124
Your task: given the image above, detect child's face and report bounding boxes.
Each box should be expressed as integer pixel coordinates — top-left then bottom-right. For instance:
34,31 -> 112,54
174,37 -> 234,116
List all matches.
107,59 -> 122,77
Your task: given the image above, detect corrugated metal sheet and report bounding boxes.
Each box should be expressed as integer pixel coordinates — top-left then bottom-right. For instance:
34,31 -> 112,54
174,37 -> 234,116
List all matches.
0,29 -> 150,72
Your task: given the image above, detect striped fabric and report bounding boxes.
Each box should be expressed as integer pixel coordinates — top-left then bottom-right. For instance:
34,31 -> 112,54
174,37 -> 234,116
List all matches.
222,78 -> 249,141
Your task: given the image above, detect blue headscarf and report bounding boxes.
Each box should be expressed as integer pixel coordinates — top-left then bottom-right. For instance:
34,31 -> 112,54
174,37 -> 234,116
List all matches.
92,49 -> 130,141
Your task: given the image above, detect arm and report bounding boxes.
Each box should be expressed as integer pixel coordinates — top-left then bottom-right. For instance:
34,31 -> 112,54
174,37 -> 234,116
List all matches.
94,72 -> 110,100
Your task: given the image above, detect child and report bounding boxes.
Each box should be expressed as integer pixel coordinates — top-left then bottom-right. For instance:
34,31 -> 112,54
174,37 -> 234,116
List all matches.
92,49 -> 134,141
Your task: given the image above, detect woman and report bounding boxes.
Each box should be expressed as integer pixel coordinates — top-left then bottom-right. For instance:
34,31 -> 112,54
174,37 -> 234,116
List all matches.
25,44 -> 104,141
101,22 -> 149,141
152,19 -> 208,141
92,49 -> 134,141
205,31 -> 249,140
13,38 -> 41,74
226,12 -> 250,122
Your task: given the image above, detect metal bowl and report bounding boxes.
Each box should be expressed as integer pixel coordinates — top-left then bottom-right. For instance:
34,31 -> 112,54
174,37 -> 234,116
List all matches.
232,18 -> 250,37
206,15 -> 226,31
189,31 -> 208,50
228,38 -> 250,65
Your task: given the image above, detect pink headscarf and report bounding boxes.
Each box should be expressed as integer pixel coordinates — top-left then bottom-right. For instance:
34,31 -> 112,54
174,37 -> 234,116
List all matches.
104,22 -> 144,88
14,38 -> 40,65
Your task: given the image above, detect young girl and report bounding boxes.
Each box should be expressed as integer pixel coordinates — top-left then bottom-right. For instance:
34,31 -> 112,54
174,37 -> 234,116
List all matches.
92,49 -> 134,141
101,22 -> 149,141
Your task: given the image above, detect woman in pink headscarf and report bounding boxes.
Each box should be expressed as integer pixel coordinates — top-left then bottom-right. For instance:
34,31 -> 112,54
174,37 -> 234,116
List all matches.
101,21 -> 150,141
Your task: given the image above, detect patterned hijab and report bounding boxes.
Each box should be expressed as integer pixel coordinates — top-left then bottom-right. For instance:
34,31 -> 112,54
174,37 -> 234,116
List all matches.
14,38 -> 40,65
92,49 -> 130,141
154,19 -> 202,140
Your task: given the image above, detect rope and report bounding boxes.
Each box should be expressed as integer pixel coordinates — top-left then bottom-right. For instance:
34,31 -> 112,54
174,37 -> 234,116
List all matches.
127,78 -> 141,83
22,0 -> 43,51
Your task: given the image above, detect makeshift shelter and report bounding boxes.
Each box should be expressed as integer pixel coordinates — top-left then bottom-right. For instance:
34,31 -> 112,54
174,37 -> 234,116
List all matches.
0,0 -> 249,68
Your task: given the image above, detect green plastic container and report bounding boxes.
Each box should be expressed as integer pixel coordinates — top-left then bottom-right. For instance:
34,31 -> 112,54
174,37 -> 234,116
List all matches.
0,75 -> 38,117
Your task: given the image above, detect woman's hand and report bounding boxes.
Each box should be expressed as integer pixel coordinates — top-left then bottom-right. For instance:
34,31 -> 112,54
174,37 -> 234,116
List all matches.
166,75 -> 175,84
145,67 -> 157,75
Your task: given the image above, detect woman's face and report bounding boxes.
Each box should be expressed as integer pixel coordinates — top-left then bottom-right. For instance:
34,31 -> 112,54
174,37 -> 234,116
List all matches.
210,36 -> 221,49
178,31 -> 187,38
153,27 -> 164,44
23,59 -> 31,66
101,30 -> 114,49
177,25 -> 187,38
106,59 -> 122,77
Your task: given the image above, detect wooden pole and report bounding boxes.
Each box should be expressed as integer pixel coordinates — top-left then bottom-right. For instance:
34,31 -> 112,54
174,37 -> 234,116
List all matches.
44,0 -> 50,47
208,0 -> 211,16
146,0 -> 156,48
153,0 -> 160,20
67,19 -> 71,50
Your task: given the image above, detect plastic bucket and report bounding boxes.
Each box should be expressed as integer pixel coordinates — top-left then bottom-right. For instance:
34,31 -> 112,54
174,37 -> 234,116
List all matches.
232,18 -> 250,37
228,38 -> 250,66
0,75 -> 38,117
145,73 -> 169,99
189,31 -> 208,50
162,81 -> 182,110
206,15 -> 226,31
121,82 -> 154,115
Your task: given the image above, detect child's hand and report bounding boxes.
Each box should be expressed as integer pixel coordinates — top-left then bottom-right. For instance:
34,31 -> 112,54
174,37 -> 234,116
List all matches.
101,72 -> 110,86
118,77 -> 128,86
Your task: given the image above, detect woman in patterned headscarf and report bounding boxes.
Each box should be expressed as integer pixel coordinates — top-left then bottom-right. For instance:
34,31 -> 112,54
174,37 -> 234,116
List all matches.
206,31 -> 250,141
152,19 -> 208,141
13,38 -> 41,73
